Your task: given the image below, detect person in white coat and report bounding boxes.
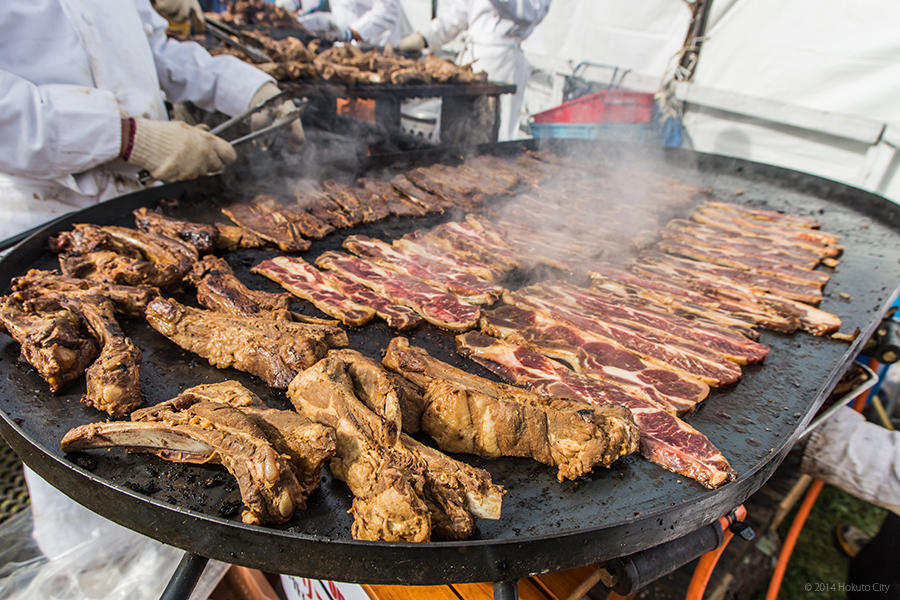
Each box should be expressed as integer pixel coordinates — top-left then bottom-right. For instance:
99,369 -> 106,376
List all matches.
295,0 -> 407,46
398,0 -> 551,141
0,0 -> 303,241
4,0 -> 302,560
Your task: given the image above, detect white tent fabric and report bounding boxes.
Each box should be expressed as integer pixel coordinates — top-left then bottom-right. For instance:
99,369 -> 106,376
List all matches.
682,0 -> 900,201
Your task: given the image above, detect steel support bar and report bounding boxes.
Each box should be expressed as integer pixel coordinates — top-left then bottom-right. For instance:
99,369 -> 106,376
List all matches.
493,580 -> 518,600
160,552 -> 210,600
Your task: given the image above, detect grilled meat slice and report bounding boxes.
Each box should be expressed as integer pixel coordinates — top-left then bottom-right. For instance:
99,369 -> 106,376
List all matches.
342,235 -> 502,304
134,208 -> 217,254
253,256 -> 376,327
288,354 -> 429,541
145,298 -> 346,388
321,180 -> 371,224
189,255 -> 292,319
67,296 -> 142,418
315,251 -> 480,331
10,269 -> 156,317
60,250 -> 184,289
221,201 -> 311,252
213,223 -> 268,250
53,224 -> 197,277
383,337 -> 639,481
357,177 -> 428,217
457,332 -> 737,489
0,294 -> 98,393
390,174 -> 448,212
250,194 -> 335,240
62,404 -> 312,525
133,381 -> 336,501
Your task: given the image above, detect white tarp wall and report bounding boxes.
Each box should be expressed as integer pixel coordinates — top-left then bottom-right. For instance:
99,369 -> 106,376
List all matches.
677,0 -> 900,203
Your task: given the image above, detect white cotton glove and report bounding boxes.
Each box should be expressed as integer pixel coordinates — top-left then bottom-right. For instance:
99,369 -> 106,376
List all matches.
398,33 -> 427,53
123,118 -> 236,182
249,82 -> 306,149
152,0 -> 203,22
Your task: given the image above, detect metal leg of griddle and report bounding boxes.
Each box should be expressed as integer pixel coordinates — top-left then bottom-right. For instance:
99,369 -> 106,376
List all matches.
493,580 -> 518,600
160,552 -> 210,600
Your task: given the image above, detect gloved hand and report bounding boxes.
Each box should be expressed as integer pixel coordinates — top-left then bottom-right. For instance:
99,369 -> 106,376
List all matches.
398,32 -> 427,53
122,118 -> 236,181
249,82 -> 306,150
152,0 -> 203,23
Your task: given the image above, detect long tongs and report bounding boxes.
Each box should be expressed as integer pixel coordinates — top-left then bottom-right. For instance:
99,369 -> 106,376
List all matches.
205,16 -> 273,63
137,96 -> 307,183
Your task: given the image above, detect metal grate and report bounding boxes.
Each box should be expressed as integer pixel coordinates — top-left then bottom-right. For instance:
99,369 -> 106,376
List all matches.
0,437 -> 28,524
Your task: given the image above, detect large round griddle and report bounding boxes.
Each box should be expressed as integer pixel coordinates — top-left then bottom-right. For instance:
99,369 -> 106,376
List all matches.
0,144 -> 898,584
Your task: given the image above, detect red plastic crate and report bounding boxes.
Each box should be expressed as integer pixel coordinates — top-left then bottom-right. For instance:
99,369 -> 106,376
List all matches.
532,89 -> 653,125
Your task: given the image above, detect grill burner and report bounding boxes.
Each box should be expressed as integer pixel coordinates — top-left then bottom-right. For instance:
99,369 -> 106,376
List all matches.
0,141 -> 898,585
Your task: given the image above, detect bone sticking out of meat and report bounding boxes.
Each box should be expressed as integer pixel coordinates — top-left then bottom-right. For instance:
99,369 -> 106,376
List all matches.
342,235 -> 502,304
288,352 -> 502,540
382,337 -> 639,481
145,298 -> 346,388
315,251 -> 480,331
132,381 -> 336,501
457,332 -> 737,489
67,296 -> 142,417
10,269 -> 157,317
189,255 -> 292,319
252,256 -> 376,327
133,208 -> 217,254
0,294 -> 98,393
479,305 -> 709,415
62,386 -> 334,525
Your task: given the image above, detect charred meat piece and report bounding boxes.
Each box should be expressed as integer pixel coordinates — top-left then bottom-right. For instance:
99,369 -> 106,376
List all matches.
213,223 -> 268,251
60,250 -> 183,289
0,294 -> 98,393
382,337 -> 639,481
321,180 -> 371,224
287,352 -> 502,541
189,255 -> 292,319
390,174 -> 448,212
62,401 -> 324,525
133,208 -> 217,254
133,381 -> 336,501
66,296 -> 142,418
221,201 -> 311,252
10,269 -> 156,317
357,178 -> 428,217
145,298 -> 346,388
250,194 -> 335,240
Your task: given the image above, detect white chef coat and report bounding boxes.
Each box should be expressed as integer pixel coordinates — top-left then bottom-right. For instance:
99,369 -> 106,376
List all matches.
0,0 -> 274,239
424,0 -> 551,141
328,0 -> 407,46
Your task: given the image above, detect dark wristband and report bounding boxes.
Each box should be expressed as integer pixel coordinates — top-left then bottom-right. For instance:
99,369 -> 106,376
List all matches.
120,118 -> 137,161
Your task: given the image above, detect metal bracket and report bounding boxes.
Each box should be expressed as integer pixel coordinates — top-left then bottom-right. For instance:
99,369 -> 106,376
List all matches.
160,552 -> 210,600
493,580 -> 518,600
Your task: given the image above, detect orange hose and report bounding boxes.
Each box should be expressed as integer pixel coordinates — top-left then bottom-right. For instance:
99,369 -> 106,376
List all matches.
684,506 -> 747,600
764,479 -> 825,600
684,529 -> 735,600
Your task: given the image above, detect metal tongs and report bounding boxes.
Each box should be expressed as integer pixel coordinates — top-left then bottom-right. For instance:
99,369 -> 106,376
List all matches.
204,16 -> 273,64
137,94 -> 307,184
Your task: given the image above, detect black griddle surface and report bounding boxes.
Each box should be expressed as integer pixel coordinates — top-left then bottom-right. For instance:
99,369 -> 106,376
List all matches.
0,145 -> 898,584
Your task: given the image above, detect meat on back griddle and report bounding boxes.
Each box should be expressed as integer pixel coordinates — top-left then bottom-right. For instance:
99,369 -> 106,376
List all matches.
145,297 -> 347,388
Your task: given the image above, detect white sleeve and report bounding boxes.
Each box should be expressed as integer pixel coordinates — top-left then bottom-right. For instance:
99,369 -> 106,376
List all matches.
801,406 -> 900,515
424,0 -> 470,49
349,0 -> 401,43
0,71 -> 122,179
138,3 -> 275,116
487,0 -> 550,25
